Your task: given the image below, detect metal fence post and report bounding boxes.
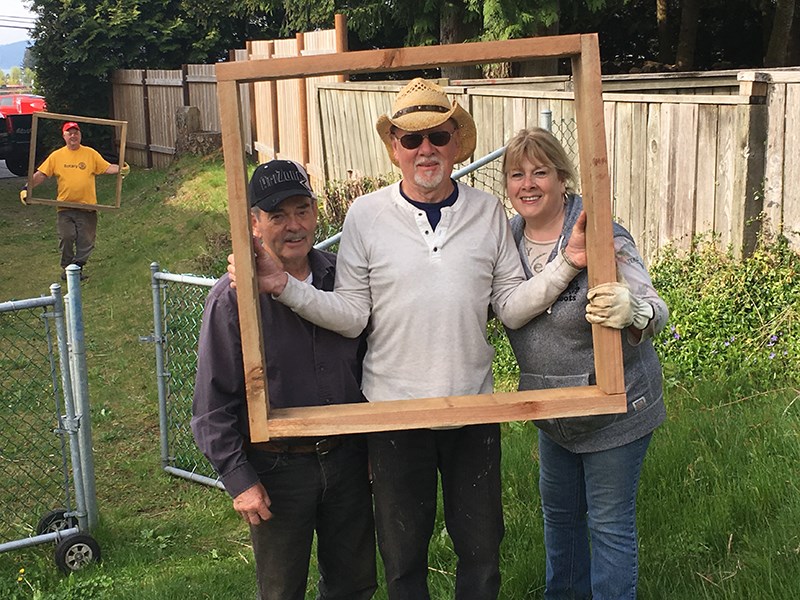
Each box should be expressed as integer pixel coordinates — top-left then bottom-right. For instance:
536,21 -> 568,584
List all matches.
64,264 -> 98,529
151,262 -> 171,470
539,109 -> 553,131
51,281 -> 89,532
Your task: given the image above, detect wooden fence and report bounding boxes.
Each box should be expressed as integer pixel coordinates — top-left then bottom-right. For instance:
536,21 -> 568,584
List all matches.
111,56 -> 253,169
110,38 -> 800,259
111,68 -> 180,169
248,22 -> 345,184
760,71 -> 800,251
315,70 -> 800,262
112,17 -> 344,179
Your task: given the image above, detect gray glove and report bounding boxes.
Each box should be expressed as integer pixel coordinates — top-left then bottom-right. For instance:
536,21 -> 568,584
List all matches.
586,281 -> 654,330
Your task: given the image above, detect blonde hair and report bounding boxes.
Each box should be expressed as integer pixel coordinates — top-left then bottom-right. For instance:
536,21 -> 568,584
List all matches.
502,128 -> 578,193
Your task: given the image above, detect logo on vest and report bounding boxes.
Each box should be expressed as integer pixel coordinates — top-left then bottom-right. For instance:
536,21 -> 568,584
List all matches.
558,280 -> 581,303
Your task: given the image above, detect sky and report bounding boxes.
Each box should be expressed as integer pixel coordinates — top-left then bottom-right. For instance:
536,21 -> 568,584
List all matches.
0,0 -> 36,47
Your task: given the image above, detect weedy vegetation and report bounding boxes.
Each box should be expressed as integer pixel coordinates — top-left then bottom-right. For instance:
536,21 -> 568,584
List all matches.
1,154 -> 798,598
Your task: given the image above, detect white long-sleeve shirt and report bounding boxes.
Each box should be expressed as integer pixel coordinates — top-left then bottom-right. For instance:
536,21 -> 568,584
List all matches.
278,181 -> 578,402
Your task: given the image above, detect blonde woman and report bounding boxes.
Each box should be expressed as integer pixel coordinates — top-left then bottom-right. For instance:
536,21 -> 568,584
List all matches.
503,128 -> 668,600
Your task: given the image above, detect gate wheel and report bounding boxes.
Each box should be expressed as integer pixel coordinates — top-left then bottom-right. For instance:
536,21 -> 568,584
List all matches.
54,533 -> 101,573
36,509 -> 77,535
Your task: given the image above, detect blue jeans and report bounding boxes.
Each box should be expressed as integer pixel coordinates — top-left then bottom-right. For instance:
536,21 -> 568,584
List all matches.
368,425 -> 504,600
538,430 -> 652,600
249,438 -> 377,600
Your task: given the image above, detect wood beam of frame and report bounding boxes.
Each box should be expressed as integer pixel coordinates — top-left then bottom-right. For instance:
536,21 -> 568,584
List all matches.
26,112 -> 128,212
216,33 -> 626,442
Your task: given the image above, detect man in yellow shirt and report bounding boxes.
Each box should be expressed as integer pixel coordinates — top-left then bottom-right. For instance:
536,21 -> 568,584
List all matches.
20,121 -> 129,280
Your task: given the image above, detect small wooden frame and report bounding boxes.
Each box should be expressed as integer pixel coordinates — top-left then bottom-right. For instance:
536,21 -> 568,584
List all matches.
216,33 -> 625,442
26,112 -> 128,212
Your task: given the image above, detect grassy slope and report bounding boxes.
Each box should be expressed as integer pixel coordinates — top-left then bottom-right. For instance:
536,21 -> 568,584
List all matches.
1,155 -> 799,599
1,155 -> 256,599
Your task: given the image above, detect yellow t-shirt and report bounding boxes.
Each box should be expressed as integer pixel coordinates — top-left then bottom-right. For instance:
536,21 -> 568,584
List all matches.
37,145 -> 111,206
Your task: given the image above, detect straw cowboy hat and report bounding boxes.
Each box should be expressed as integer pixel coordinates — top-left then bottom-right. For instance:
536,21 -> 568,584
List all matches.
376,78 -> 477,166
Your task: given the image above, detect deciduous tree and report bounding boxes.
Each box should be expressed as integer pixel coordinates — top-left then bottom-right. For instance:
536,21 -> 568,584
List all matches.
29,0 -> 270,117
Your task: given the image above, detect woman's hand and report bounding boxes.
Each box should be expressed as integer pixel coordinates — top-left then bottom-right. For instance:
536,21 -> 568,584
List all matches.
564,210 -> 587,269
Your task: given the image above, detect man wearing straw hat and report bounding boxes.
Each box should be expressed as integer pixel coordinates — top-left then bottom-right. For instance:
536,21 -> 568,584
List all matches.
231,79 -> 587,599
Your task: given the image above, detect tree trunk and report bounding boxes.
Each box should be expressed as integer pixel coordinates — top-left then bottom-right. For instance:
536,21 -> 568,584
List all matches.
656,0 -> 671,64
764,0 -> 796,67
439,1 -> 482,81
788,4 -> 800,64
515,19 -> 560,77
674,0 -> 700,70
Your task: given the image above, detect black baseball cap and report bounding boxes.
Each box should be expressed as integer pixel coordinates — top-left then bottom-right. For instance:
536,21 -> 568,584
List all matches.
248,160 -> 315,212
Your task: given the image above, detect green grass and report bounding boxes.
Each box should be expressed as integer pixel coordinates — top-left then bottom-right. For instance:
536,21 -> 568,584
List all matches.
2,155 -> 799,598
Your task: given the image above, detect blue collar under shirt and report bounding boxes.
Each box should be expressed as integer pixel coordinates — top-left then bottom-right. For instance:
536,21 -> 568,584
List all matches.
401,180 -> 459,230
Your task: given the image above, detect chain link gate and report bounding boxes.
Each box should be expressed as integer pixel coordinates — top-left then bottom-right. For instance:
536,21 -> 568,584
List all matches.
0,265 -> 101,573
145,264 -> 223,489
147,111 -> 578,488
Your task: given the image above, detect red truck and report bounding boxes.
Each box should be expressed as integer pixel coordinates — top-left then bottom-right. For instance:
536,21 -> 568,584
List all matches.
0,93 -> 47,116
0,93 -> 47,176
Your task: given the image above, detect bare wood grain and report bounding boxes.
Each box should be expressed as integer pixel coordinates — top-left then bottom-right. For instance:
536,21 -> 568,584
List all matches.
268,388 -> 627,438
216,36 -> 583,83
217,34 -> 625,441
217,80 -> 271,442
571,34 -> 625,396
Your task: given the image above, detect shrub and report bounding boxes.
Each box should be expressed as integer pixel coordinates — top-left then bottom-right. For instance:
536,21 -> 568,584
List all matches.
650,233 -> 800,389
489,319 -> 519,392
316,174 -> 400,244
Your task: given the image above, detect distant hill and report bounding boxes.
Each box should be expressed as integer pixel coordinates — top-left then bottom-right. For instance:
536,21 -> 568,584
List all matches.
0,40 -> 31,72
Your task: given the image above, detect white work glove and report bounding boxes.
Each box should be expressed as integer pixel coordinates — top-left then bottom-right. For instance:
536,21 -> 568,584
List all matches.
586,281 -> 654,330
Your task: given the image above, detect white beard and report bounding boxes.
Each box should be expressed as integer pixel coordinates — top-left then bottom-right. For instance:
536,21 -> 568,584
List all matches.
414,160 -> 444,190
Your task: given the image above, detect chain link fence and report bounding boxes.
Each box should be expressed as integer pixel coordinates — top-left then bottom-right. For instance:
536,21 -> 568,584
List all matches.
148,112 -> 579,489
0,268 -> 100,572
0,296 -> 73,540
460,114 -> 580,212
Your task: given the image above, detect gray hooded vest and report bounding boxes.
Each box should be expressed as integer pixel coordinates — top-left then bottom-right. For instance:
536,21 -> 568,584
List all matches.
506,194 -> 666,453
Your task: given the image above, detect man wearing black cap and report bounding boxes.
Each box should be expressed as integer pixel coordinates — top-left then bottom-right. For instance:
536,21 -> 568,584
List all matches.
20,121 -> 130,281
192,160 -> 376,600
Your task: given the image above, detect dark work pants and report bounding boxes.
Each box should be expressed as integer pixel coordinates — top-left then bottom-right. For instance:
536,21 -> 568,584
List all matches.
368,425 -> 504,600
248,439 -> 377,600
57,209 -> 98,269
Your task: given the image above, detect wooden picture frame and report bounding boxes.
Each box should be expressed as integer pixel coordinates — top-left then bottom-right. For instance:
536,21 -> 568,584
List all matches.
215,33 -> 625,442
26,112 -> 128,212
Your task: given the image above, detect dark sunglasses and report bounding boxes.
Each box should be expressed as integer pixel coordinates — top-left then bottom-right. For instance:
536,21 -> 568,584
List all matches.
396,130 -> 454,150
